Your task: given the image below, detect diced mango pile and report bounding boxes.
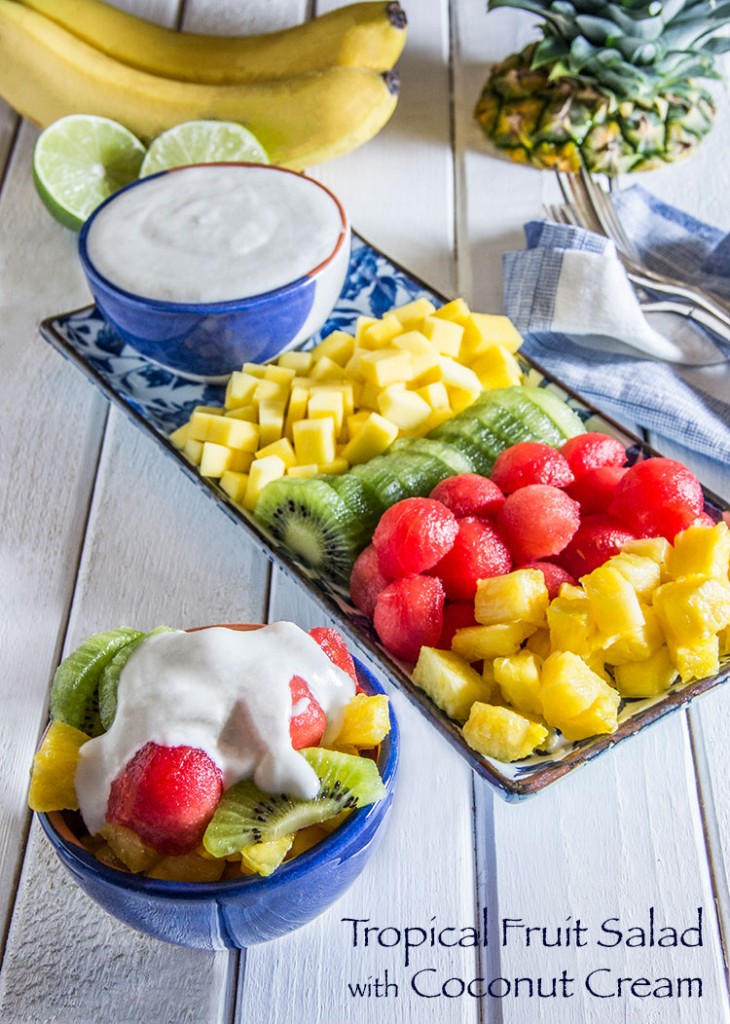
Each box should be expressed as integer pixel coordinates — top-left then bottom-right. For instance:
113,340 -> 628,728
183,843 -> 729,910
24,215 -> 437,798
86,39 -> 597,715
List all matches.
169,297 -> 524,512
412,521 -> 730,763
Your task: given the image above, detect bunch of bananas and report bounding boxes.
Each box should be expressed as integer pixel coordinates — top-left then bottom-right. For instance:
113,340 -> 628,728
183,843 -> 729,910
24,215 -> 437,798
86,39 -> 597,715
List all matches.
0,0 -> 407,168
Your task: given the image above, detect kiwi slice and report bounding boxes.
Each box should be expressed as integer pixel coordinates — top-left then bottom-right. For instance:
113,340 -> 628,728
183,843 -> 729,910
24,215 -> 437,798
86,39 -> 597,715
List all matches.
203,748 -> 386,857
389,437 -> 476,476
521,385 -> 586,439
49,628 -> 143,737
98,625 -> 176,730
326,473 -> 382,533
254,477 -> 366,584
350,456 -> 412,513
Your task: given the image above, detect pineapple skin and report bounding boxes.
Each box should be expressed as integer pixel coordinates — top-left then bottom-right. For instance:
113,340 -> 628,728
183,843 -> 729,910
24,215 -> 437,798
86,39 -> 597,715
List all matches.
474,43 -> 716,175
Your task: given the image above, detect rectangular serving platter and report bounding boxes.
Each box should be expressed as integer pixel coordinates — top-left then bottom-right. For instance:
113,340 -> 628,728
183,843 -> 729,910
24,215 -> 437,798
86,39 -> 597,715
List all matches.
41,231 -> 730,800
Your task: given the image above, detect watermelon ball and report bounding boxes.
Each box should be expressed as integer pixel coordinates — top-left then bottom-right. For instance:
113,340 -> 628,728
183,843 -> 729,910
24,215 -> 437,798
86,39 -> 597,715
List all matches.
567,465 -> 628,515
609,457 -> 704,541
289,676 -> 327,749
437,601 -> 479,650
490,441 -> 574,493
557,514 -> 638,579
429,473 -> 505,518
560,432 -> 627,478
372,497 -> 458,578
517,561 -> 576,600
107,742 -> 223,856
497,484 -> 581,563
431,516 -> 512,601
308,626 -> 358,685
349,544 -> 392,618
373,574 -> 445,662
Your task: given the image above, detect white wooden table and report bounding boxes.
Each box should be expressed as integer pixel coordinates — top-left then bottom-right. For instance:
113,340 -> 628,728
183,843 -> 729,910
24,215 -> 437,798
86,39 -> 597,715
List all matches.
1,2 -> 729,1022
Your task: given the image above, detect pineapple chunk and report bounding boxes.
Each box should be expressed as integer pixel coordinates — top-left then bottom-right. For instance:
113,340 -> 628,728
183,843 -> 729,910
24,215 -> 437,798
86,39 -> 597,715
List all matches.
621,536 -> 671,575
331,693 -> 390,749
613,645 -> 679,698
582,564 -> 646,638
451,622 -> 536,662
493,650 -> 544,716
654,574 -> 730,644
525,627 -> 552,660
672,635 -> 721,683
463,703 -> 548,762
475,570 -> 550,628
667,522 -> 730,580
240,836 -> 294,877
547,590 -> 594,657
28,720 -> 88,812
598,605 -> 663,666
605,552 -> 662,603
148,852 -> 226,882
286,825 -> 329,860
412,647 -> 496,723
98,824 -> 159,873
541,651 -> 620,741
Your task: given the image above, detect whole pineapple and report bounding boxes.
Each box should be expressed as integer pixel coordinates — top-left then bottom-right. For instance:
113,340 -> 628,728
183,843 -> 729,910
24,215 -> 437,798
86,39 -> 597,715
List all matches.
475,0 -> 730,174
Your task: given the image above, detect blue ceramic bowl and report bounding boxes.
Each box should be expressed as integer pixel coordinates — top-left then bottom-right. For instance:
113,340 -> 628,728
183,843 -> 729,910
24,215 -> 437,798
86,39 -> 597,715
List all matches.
77,164 -> 350,381
38,657 -> 397,950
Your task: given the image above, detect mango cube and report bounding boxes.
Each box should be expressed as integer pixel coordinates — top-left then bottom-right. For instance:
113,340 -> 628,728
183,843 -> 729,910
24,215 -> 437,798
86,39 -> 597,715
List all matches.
463,703 -> 548,762
276,350 -> 313,373
310,330 -> 355,366
168,422 -> 190,449
219,470 -> 250,504
292,418 -> 336,466
466,312 -> 523,353
341,413 -> 399,466
258,400 -> 286,446
244,455 -> 286,510
420,316 -> 464,357
392,297 -> 437,327
411,647 -> 496,723
224,371 -> 259,410
377,388 -> 432,432
255,437 -> 297,469
470,346 -> 523,389
433,297 -> 471,324
359,348 -> 413,387
360,312 -> 403,349
475,570 -> 550,628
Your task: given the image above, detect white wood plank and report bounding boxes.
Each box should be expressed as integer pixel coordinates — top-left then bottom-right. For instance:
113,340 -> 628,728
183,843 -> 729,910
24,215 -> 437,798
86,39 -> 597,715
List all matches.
452,6 -> 730,1022
0,121 -> 108,940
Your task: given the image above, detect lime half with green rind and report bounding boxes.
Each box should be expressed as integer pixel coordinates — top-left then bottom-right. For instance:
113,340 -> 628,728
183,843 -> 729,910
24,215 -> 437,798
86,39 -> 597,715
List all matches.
139,119 -> 269,177
33,114 -> 147,231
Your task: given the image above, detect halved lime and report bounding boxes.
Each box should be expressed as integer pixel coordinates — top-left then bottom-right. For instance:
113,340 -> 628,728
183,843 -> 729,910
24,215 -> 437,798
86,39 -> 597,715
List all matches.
139,120 -> 269,177
33,115 -> 147,231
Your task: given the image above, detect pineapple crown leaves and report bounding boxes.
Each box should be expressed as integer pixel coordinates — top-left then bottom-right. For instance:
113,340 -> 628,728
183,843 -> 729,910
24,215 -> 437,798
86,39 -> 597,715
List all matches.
487,0 -> 730,98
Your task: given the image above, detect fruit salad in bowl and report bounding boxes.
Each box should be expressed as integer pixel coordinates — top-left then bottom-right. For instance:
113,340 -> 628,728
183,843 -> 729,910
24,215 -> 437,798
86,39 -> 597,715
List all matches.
29,622 -> 398,949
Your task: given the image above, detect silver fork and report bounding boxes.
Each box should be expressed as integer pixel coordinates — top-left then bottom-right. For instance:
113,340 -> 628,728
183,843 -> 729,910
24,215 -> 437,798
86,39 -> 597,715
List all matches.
543,201 -> 730,362
557,169 -> 730,333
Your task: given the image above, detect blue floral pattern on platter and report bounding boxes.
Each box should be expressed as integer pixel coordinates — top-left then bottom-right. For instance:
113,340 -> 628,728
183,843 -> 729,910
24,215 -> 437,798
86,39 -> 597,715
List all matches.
42,232 -> 730,800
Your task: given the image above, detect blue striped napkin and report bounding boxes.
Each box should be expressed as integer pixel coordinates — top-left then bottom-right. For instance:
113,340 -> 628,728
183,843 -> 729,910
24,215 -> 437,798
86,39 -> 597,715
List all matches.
503,185 -> 730,464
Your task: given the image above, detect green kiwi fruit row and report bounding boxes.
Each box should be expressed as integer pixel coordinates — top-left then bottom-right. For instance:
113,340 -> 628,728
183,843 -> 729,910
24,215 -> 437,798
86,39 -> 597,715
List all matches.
254,385 -> 584,584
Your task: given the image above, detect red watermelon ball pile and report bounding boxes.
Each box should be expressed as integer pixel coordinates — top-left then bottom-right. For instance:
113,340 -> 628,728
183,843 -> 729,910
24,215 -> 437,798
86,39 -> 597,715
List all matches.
349,434 -> 708,663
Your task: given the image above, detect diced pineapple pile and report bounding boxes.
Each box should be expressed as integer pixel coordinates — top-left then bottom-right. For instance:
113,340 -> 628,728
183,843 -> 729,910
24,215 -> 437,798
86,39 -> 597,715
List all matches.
169,298 -> 524,512
412,521 -> 730,763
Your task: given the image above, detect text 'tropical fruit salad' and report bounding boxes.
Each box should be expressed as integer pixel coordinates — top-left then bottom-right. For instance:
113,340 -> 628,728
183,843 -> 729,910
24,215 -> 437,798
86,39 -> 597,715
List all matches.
29,622 -> 392,879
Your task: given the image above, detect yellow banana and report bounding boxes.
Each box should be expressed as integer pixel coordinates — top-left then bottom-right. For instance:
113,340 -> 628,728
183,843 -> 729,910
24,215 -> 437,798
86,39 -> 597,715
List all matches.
0,0 -> 399,169
16,0 -> 407,84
